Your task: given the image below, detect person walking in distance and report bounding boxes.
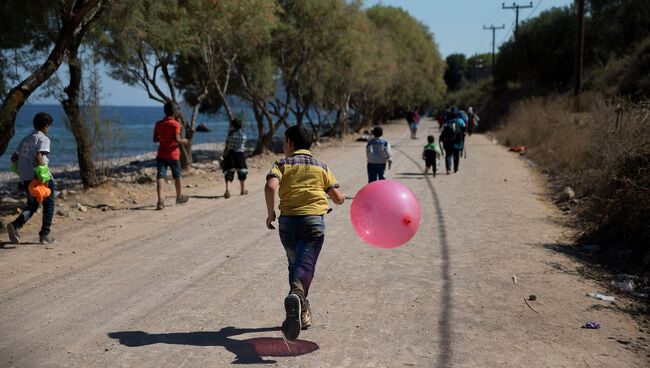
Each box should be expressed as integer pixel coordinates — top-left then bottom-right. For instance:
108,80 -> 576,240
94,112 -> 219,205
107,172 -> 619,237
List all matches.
153,102 -> 189,210
366,126 -> 393,183
467,107 -> 480,136
221,118 -> 249,199
439,107 -> 466,174
422,135 -> 442,177
409,108 -> 420,139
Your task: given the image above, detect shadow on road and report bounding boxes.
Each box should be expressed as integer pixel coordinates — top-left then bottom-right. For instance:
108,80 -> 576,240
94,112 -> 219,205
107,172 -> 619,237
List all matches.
395,172 -> 428,176
396,147 -> 453,368
108,326 -> 319,364
189,195 -> 224,200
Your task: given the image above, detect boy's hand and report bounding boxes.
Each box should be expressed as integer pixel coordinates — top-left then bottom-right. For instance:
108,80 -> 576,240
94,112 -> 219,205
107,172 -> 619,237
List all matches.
266,211 -> 276,230
387,159 -> 392,170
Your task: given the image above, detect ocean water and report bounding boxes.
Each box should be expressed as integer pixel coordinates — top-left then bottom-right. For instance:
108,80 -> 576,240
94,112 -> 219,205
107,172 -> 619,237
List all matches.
1,104 -> 262,171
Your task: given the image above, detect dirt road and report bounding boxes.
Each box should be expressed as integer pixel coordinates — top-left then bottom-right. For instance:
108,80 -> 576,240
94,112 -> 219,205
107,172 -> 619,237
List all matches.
1,119 -> 647,367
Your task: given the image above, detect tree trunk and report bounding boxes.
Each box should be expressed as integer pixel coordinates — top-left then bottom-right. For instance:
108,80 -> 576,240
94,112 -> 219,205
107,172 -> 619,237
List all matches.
340,93 -> 351,136
181,87 -> 208,168
0,0 -> 104,157
252,100 -> 267,155
177,113 -> 193,169
62,46 -> 98,188
305,114 -> 319,142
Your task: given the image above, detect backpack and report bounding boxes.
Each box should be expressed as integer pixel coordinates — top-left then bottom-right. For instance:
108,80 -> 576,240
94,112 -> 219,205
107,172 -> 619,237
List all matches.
443,116 -> 464,140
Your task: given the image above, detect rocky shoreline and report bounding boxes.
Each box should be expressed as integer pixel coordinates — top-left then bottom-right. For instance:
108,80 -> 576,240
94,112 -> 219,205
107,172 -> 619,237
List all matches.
0,142 -> 224,193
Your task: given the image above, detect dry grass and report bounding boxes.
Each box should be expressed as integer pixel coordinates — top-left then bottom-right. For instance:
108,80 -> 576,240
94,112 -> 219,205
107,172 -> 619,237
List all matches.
496,96 -> 650,269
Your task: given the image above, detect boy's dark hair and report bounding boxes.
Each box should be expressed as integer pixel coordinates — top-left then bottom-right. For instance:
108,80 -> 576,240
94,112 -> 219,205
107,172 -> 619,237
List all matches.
372,126 -> 383,137
427,135 -> 434,143
230,118 -> 243,130
164,101 -> 176,117
285,125 -> 313,150
33,112 -> 53,130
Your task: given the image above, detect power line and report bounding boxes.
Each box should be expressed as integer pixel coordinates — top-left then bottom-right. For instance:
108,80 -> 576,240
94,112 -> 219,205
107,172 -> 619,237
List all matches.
502,2 -> 534,39
524,0 -> 543,21
499,21 -> 516,45
478,7 -> 504,54
483,24 -> 506,74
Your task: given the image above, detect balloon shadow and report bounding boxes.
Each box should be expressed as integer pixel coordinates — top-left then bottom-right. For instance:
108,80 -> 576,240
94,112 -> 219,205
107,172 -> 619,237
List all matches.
108,326 -> 319,364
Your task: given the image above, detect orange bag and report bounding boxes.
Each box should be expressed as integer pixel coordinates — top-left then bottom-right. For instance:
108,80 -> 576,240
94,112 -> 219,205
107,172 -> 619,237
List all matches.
28,179 -> 52,203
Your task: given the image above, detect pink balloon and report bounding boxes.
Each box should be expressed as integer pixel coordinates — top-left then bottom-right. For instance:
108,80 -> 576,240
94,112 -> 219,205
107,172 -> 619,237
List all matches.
350,180 -> 421,248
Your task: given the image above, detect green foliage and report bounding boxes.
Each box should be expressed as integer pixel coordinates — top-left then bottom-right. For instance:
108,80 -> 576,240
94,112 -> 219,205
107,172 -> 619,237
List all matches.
589,36 -> 650,100
444,54 -> 467,92
465,53 -> 491,82
0,0 -> 54,50
495,6 -> 575,95
366,5 -> 446,109
273,0 -> 352,108
100,0 -> 191,93
174,0 -> 279,113
587,0 -> 650,61
492,1 -> 650,98
0,0 -> 59,99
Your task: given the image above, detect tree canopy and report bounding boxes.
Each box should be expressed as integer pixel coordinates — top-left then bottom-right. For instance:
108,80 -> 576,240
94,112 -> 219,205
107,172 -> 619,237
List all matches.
1,0 -> 446,163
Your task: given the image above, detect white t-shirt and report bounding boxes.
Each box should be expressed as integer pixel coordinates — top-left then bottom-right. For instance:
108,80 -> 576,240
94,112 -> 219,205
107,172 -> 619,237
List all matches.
14,130 -> 50,181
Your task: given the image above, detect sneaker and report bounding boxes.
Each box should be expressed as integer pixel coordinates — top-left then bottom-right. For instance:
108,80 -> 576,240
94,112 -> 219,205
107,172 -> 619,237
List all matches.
241,189 -> 249,196
40,234 -> 56,247
301,299 -> 312,329
281,293 -> 302,341
224,190 -> 231,199
7,223 -> 20,245
156,199 -> 165,210
176,194 -> 189,204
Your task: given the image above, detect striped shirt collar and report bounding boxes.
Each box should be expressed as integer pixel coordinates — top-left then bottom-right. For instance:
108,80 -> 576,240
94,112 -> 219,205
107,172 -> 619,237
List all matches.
291,149 -> 312,157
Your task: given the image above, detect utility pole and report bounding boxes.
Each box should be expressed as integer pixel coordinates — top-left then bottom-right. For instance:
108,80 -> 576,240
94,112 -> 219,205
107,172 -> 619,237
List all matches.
573,0 -> 586,112
484,24 -> 506,74
502,2 -> 533,38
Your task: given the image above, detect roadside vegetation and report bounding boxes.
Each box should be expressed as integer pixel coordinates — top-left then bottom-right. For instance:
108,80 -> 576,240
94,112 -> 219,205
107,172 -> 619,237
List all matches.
441,0 -> 650,271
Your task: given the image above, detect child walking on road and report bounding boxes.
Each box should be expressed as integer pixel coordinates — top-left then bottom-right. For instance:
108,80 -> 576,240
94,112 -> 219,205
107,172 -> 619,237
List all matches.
6,112 -> 56,247
422,135 -> 442,177
221,118 -> 248,199
264,125 -> 345,341
366,126 -> 393,183
154,102 -> 189,210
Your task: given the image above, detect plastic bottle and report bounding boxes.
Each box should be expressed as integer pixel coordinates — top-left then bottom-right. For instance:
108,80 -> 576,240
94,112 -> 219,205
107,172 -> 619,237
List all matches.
586,292 -> 615,302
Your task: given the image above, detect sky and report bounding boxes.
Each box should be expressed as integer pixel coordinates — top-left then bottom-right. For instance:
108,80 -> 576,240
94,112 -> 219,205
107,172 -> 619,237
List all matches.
33,0 -> 573,107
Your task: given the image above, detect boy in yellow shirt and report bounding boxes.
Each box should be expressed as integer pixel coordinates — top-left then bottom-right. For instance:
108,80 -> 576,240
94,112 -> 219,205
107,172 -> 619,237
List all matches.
265,125 -> 345,341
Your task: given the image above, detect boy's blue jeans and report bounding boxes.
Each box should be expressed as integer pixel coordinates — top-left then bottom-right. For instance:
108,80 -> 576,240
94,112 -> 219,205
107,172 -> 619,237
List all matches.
279,215 -> 325,301
12,180 -> 55,236
367,163 -> 386,183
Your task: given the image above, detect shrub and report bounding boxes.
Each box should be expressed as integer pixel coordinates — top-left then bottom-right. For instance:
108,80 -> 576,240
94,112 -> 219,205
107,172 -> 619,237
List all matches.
496,96 -> 650,268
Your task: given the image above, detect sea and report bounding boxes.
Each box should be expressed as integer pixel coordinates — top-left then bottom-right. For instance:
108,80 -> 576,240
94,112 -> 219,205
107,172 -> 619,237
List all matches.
0,104 -> 266,171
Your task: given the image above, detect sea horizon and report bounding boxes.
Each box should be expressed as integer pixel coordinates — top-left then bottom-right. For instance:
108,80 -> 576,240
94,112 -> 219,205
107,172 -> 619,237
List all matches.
0,104 -> 253,171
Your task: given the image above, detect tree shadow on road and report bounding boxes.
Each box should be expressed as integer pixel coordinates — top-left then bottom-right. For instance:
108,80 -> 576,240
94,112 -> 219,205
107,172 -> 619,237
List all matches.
394,172 -> 430,180
396,148 -> 453,368
108,326 -> 319,364
189,195 -> 225,200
